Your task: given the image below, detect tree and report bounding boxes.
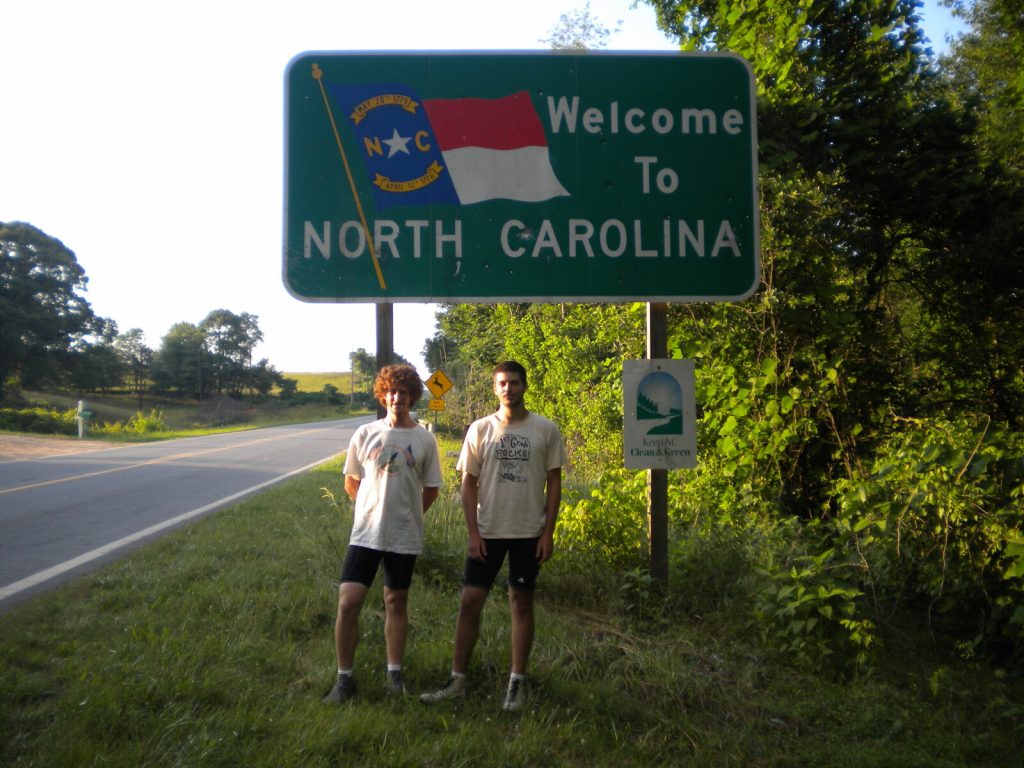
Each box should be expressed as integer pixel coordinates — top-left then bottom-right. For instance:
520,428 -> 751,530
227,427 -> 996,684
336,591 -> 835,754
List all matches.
540,1 -> 623,49
430,304 -> 511,424
277,377 -> 299,399
249,358 -> 284,397
501,303 -> 645,472
66,317 -> 124,393
151,322 -> 209,399
944,0 -> 1024,174
348,347 -> 412,393
0,222 -> 97,397
422,330 -> 451,374
931,1 -> 1024,421
349,348 -> 376,396
407,3 -> 1024,660
199,309 -> 264,397
639,0 -> 1024,425
114,328 -> 153,409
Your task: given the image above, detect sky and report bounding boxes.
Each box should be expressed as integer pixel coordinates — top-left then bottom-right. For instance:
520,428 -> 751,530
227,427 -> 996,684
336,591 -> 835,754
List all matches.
2,0 -> 965,375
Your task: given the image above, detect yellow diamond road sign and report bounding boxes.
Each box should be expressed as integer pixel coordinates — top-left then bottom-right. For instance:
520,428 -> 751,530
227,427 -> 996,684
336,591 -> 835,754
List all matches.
426,370 -> 453,398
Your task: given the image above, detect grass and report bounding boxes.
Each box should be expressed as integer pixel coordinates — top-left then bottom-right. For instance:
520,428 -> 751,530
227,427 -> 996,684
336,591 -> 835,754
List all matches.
285,372 -> 357,394
12,386 -> 372,443
2,457 -> 1022,766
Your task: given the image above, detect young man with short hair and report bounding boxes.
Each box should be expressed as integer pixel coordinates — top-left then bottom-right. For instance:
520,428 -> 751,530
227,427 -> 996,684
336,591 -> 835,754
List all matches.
421,361 -> 566,712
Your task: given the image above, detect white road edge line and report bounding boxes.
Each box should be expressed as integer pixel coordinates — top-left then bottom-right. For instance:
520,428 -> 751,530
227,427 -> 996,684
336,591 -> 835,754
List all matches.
0,455 -> 337,603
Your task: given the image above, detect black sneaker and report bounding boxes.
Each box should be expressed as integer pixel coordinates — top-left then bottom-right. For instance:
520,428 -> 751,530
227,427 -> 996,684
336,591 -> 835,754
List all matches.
419,675 -> 466,703
323,673 -> 356,704
502,678 -> 526,712
387,669 -> 405,695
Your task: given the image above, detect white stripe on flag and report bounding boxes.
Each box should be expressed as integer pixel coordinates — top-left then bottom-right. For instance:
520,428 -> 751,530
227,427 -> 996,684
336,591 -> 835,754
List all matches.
442,146 -> 569,205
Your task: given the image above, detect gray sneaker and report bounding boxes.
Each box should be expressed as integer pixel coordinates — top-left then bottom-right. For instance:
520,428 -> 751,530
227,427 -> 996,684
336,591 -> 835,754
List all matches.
502,678 -> 527,712
387,669 -> 405,695
323,673 -> 357,704
419,675 -> 466,703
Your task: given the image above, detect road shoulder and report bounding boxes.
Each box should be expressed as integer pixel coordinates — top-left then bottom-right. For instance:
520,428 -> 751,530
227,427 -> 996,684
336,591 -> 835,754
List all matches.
0,434 -> 121,460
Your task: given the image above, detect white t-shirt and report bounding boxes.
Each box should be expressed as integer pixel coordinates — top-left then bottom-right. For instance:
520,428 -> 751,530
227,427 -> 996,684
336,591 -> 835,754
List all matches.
457,412 -> 567,539
343,419 -> 443,555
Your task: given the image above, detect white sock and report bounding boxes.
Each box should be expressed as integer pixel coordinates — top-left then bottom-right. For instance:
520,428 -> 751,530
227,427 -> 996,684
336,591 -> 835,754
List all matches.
451,671 -> 466,679
510,672 -> 526,682
388,664 -> 402,673
338,668 -> 353,676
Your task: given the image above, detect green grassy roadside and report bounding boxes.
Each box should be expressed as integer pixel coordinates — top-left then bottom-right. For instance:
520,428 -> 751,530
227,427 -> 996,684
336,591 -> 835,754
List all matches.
286,372 -> 356,394
10,381 -> 370,443
2,460 -> 1021,767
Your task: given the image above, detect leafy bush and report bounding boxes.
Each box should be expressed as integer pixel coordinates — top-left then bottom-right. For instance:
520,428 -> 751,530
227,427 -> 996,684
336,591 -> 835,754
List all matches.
95,410 -> 169,435
835,416 -> 1024,658
668,524 -> 762,616
752,542 -> 878,674
0,406 -> 78,435
555,469 -> 649,573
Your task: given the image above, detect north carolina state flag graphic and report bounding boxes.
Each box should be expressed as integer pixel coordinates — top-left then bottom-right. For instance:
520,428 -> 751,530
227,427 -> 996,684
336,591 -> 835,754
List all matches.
328,83 -> 569,209
423,91 -> 569,205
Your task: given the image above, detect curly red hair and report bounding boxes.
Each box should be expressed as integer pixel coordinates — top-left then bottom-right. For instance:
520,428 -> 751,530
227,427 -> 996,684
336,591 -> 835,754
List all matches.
373,364 -> 424,407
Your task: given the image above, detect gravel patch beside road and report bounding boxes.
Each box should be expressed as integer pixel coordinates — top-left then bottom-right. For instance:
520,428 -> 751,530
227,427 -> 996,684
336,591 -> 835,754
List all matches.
0,435 -> 121,460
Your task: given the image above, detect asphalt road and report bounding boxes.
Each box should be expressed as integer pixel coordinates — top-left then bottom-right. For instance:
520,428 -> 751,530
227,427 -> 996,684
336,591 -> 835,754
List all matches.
0,417 -> 372,611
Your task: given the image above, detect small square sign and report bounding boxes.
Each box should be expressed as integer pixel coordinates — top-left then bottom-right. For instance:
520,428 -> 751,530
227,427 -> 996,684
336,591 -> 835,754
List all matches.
623,359 -> 697,469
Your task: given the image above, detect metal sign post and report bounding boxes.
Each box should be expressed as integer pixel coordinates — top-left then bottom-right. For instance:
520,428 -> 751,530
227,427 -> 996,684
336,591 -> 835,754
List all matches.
375,302 -> 394,417
648,304 -> 669,584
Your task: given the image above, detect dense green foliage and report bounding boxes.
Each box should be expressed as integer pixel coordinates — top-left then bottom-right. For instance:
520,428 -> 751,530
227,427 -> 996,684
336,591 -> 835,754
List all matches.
0,405 -> 79,435
427,0 -> 1024,671
92,409 -> 170,435
149,310 -> 283,400
0,222 -> 99,399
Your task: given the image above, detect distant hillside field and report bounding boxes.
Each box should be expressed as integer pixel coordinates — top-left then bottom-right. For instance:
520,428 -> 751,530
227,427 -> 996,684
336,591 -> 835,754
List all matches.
284,372 -> 356,393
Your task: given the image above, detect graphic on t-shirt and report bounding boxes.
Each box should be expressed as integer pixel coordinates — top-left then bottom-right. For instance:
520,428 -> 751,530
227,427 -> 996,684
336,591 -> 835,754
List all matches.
493,434 -> 531,483
369,443 -> 415,474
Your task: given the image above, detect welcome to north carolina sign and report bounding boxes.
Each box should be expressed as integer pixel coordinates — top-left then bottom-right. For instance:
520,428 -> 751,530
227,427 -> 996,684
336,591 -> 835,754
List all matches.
283,52 -> 758,303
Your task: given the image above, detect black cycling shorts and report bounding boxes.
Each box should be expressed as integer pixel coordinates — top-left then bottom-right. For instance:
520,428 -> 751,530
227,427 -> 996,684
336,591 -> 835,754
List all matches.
463,537 -> 541,593
340,544 -> 417,590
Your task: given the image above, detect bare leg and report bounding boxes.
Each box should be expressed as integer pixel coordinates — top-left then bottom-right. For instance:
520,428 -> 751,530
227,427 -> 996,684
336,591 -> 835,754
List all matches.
383,587 -> 409,667
452,586 -> 488,674
509,588 -> 535,675
334,582 -> 369,669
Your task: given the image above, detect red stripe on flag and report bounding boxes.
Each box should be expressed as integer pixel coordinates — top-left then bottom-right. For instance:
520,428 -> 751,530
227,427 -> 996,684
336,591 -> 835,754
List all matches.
422,91 -> 548,151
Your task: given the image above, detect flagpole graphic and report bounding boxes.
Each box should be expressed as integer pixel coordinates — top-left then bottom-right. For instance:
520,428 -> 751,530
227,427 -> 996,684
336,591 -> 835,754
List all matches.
311,63 -> 387,291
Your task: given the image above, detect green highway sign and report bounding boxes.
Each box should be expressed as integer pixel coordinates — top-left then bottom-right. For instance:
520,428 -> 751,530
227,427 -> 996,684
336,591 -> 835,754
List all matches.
283,52 -> 758,303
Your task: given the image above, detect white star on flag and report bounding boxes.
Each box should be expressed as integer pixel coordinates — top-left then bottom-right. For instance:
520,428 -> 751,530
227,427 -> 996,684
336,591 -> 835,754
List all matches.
383,128 -> 412,158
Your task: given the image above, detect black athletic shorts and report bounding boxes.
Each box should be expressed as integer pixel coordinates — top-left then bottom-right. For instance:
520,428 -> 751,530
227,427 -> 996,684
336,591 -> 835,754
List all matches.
463,537 -> 541,593
340,545 -> 417,590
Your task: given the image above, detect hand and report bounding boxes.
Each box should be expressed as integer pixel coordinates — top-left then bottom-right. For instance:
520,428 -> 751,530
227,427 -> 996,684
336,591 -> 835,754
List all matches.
536,532 -> 554,564
467,531 -> 487,562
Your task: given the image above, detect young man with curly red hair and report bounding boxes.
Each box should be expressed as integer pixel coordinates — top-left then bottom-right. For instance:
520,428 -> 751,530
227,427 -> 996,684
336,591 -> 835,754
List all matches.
324,364 -> 442,704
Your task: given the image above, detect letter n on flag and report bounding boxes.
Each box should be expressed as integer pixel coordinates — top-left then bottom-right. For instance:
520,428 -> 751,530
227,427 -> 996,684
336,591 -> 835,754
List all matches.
327,82 -> 569,209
